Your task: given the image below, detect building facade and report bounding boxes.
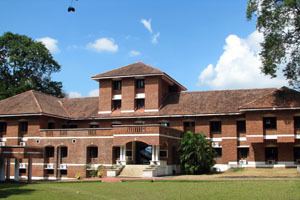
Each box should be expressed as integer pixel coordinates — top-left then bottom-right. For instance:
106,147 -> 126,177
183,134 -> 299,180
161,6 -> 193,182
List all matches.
0,62 -> 300,180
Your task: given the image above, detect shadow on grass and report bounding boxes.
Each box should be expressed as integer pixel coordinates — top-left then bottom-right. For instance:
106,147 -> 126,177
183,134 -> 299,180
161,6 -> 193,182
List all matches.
0,182 -> 35,199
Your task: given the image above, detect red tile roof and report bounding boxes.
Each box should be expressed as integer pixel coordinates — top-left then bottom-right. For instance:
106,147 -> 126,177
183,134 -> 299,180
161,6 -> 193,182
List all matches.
91,62 -> 164,79
240,87 -> 300,110
91,62 -> 187,90
0,87 -> 299,119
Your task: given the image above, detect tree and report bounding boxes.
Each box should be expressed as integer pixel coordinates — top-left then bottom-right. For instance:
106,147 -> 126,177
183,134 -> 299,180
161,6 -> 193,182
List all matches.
179,131 -> 215,174
0,32 -> 64,100
247,0 -> 300,88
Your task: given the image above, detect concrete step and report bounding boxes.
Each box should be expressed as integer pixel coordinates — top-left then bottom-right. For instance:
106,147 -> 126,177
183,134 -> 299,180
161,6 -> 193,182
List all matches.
118,165 -> 148,178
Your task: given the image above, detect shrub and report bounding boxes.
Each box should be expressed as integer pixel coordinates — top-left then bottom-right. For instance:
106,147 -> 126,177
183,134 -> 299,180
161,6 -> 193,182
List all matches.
179,131 -> 215,174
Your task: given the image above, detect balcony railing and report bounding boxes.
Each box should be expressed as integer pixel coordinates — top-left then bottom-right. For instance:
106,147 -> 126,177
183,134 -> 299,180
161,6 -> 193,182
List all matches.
40,125 -> 183,138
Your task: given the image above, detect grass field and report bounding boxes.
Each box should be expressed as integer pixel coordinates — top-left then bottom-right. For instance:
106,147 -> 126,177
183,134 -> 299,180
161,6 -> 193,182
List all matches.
1,180 -> 300,200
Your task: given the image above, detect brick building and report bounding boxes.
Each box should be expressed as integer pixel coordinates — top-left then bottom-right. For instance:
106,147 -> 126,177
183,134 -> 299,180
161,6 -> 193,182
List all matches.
0,62 -> 300,180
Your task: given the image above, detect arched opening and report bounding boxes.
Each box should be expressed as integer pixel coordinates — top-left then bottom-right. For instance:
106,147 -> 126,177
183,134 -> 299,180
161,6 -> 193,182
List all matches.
126,141 -> 152,165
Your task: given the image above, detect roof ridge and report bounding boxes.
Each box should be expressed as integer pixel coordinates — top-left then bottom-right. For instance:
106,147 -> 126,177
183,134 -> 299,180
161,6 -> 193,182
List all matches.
0,90 -> 33,104
63,96 -> 99,100
239,88 -> 278,109
181,88 -> 277,94
58,100 -> 71,117
30,90 -> 43,113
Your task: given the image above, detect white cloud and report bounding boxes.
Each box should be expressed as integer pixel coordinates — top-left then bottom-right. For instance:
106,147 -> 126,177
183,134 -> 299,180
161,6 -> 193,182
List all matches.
151,32 -> 160,44
141,18 -> 160,44
68,92 -> 82,98
87,38 -> 118,53
198,30 -> 287,89
36,37 -> 59,54
129,50 -> 141,57
141,19 -> 153,33
88,89 -> 99,97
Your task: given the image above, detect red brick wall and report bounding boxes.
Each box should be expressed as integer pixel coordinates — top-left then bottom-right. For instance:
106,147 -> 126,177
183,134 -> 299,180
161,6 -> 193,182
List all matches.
121,78 -> 135,111
99,80 -> 112,112
145,76 -> 160,110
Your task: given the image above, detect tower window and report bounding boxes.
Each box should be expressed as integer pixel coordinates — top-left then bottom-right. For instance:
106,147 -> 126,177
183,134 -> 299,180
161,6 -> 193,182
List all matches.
237,120 -> 246,133
136,79 -> 145,89
210,121 -> 221,134
294,117 -> 300,130
112,100 -> 121,110
263,117 -> 277,130
19,121 -> 28,134
112,80 -> 122,90
0,122 -> 7,134
135,99 -> 145,110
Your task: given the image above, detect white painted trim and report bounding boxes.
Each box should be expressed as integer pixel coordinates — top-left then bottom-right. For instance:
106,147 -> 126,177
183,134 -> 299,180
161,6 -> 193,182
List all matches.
211,138 -> 222,142
2,151 -> 42,154
237,145 -> 250,148
98,111 -> 112,114
144,109 -> 159,112
135,93 -> 145,99
112,94 -> 122,100
92,112 -> 242,120
30,136 -> 113,140
113,133 -> 181,140
238,137 -> 247,141
121,110 -> 135,113
240,107 -> 300,112
246,135 -> 264,138
264,135 -> 277,140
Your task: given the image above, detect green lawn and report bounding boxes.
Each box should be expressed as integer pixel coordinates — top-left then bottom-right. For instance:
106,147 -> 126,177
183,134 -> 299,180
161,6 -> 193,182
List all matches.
1,180 -> 300,200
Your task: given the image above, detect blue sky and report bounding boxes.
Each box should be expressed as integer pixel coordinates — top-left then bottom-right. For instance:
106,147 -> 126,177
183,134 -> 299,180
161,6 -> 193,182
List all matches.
0,0 -> 287,97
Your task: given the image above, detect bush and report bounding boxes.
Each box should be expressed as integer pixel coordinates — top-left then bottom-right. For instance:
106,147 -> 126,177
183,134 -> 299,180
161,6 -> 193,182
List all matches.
179,131 -> 215,174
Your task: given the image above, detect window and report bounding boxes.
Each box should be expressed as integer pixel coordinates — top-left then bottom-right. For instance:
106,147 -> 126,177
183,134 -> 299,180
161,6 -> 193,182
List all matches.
210,121 -> 221,134
68,124 -> 78,128
135,99 -> 145,110
263,117 -> 277,130
0,122 -> 7,134
19,121 -> 28,133
60,146 -> 68,158
237,120 -> 246,133
45,146 -> 54,158
136,79 -> 145,89
112,121 -> 122,126
47,122 -> 55,129
112,100 -> 121,110
87,146 -> 98,158
214,148 -> 222,158
183,121 -> 195,133
89,124 -> 99,128
160,150 -> 168,158
160,121 -> 170,127
112,80 -> 122,90
238,148 -> 249,159
265,147 -> 278,161
294,117 -> 300,130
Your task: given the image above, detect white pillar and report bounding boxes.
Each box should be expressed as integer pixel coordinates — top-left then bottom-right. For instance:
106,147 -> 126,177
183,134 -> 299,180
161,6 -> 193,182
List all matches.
14,159 -> 20,181
119,146 -> 126,165
151,145 -> 160,165
0,158 -> 5,182
151,145 -> 155,162
156,145 -> 160,162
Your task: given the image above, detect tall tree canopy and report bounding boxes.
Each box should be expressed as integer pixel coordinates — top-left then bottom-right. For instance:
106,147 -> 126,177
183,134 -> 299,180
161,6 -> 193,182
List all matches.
247,0 -> 300,88
0,32 -> 64,99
